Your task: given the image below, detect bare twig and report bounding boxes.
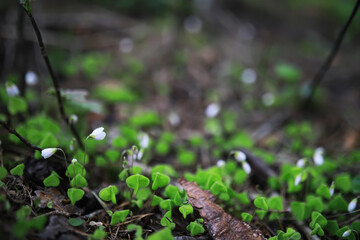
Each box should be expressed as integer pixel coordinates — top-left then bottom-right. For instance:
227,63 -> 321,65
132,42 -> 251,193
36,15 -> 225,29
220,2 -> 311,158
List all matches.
20,3 -> 84,150
302,0 -> 360,108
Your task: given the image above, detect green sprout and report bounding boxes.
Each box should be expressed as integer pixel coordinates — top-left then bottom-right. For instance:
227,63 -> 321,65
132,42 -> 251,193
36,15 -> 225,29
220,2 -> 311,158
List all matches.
10,163 -> 25,176
99,185 -> 119,204
179,204 -> 193,219
43,171 -> 61,187
186,220 -> 205,236
111,209 -> 130,225
151,172 -> 170,191
67,188 -> 85,205
126,174 -> 150,195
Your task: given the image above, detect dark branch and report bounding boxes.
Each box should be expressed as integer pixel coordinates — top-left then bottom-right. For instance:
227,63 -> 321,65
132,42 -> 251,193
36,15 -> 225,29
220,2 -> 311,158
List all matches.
0,119 -> 41,152
301,0 -> 360,109
22,8 -> 84,150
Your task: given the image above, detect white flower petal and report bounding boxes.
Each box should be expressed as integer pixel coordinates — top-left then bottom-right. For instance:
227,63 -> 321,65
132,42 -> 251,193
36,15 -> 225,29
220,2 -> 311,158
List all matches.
71,159 -> 77,165
25,71 -> 38,85
205,103 -> 220,118
241,68 -> 257,85
242,161 -> 252,174
168,112 -> 180,126
348,198 -> 357,212
313,152 -> 324,166
137,149 -> 144,160
234,151 -> 247,162
329,182 -> 335,197
94,131 -> 106,140
6,83 -> 19,96
138,133 -> 150,149
41,148 -> 57,159
296,158 -> 306,168
294,174 -> 302,186
217,160 -> 226,167
91,127 -> 104,136
343,230 -> 352,238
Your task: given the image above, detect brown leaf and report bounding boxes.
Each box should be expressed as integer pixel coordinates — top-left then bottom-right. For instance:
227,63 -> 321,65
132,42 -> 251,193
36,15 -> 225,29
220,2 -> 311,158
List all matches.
178,178 -> 267,240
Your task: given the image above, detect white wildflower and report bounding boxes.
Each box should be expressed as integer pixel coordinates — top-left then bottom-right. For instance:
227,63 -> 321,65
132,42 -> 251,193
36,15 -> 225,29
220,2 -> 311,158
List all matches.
348,198 -> 357,212
296,158 -> 306,168
313,147 -> 324,166
138,132 -> 150,149
168,112 -> 180,126
241,68 -> 257,85
69,114 -> 78,123
6,82 -> 19,96
342,230 -> 352,238
41,148 -> 57,159
25,71 -> 38,85
216,160 -> 226,167
294,174 -> 302,186
234,151 -> 247,163
88,127 -> 106,140
242,161 -> 252,174
329,181 -> 335,197
71,159 -> 77,165
205,103 -> 220,118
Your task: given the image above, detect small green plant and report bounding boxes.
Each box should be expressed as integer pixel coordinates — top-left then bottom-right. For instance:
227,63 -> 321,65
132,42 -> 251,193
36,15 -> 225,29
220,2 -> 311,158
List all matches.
151,172 -> 170,190
67,188 -> 85,205
161,211 -> 175,229
43,171 -> 61,187
10,163 -> 25,176
99,185 -> 119,204
186,219 -> 205,236
126,174 -> 150,195
110,209 -> 130,225
179,204 -> 193,219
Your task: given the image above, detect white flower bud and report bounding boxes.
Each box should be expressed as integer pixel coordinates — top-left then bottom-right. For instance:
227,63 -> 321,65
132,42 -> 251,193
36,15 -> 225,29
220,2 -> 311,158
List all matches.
242,161 -> 251,174
313,147 -> 325,166
348,198 -> 357,212
216,160 -> 226,167
205,103 -> 220,118
294,174 -> 302,186
71,159 -> 77,165
296,158 -> 306,168
25,71 -> 38,85
6,82 -> 19,96
138,132 -> 150,149
234,151 -> 247,162
342,230 -> 352,238
88,127 -> 106,140
41,148 -> 57,159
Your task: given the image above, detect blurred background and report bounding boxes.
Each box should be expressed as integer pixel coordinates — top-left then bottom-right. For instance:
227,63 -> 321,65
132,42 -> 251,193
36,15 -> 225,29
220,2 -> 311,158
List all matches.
1,0 -> 360,157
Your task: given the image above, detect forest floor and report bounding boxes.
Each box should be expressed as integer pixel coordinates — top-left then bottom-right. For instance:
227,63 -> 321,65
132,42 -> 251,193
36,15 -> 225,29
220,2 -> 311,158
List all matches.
1,0 -> 360,239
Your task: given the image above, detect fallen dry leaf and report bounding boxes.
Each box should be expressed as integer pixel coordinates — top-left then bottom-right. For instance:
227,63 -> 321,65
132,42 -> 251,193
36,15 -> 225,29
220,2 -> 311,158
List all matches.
178,178 -> 267,240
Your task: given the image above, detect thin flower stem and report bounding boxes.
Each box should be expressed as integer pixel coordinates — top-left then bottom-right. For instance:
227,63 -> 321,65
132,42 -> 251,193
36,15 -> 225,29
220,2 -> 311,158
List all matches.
57,148 -> 70,182
20,5 -> 84,150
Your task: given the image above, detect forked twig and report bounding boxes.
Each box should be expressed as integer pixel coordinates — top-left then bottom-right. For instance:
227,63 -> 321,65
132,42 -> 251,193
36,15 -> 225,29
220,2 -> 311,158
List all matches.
19,1 -> 84,150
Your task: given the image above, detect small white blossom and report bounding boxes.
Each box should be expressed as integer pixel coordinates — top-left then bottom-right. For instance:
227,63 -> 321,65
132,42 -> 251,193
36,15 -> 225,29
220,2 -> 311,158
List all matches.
88,127 -> 106,140
205,103 -> 220,118
71,159 -> 77,165
25,71 -> 38,85
95,222 -> 103,227
234,151 -> 247,163
294,174 -> 302,186
296,158 -> 306,168
313,147 -> 324,166
242,161 -> 252,174
329,181 -> 335,197
348,198 -> 357,212
138,132 -> 150,149
6,82 -> 19,96
342,230 -> 352,238
137,149 -> 144,160
69,114 -> 78,123
217,160 -> 226,167
41,148 -> 57,159
241,68 -> 257,85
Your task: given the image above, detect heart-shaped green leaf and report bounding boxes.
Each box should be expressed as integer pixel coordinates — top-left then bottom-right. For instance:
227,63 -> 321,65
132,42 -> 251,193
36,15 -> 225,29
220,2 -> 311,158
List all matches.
70,174 -> 88,188
179,204 -> 193,219
43,171 -> 60,187
126,174 -> 149,195
186,221 -> 205,236
10,163 -> 25,176
111,209 -> 129,225
254,196 -> 268,211
99,185 -> 119,204
67,188 -> 84,205
0,166 -> 8,180
151,172 -> 170,191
